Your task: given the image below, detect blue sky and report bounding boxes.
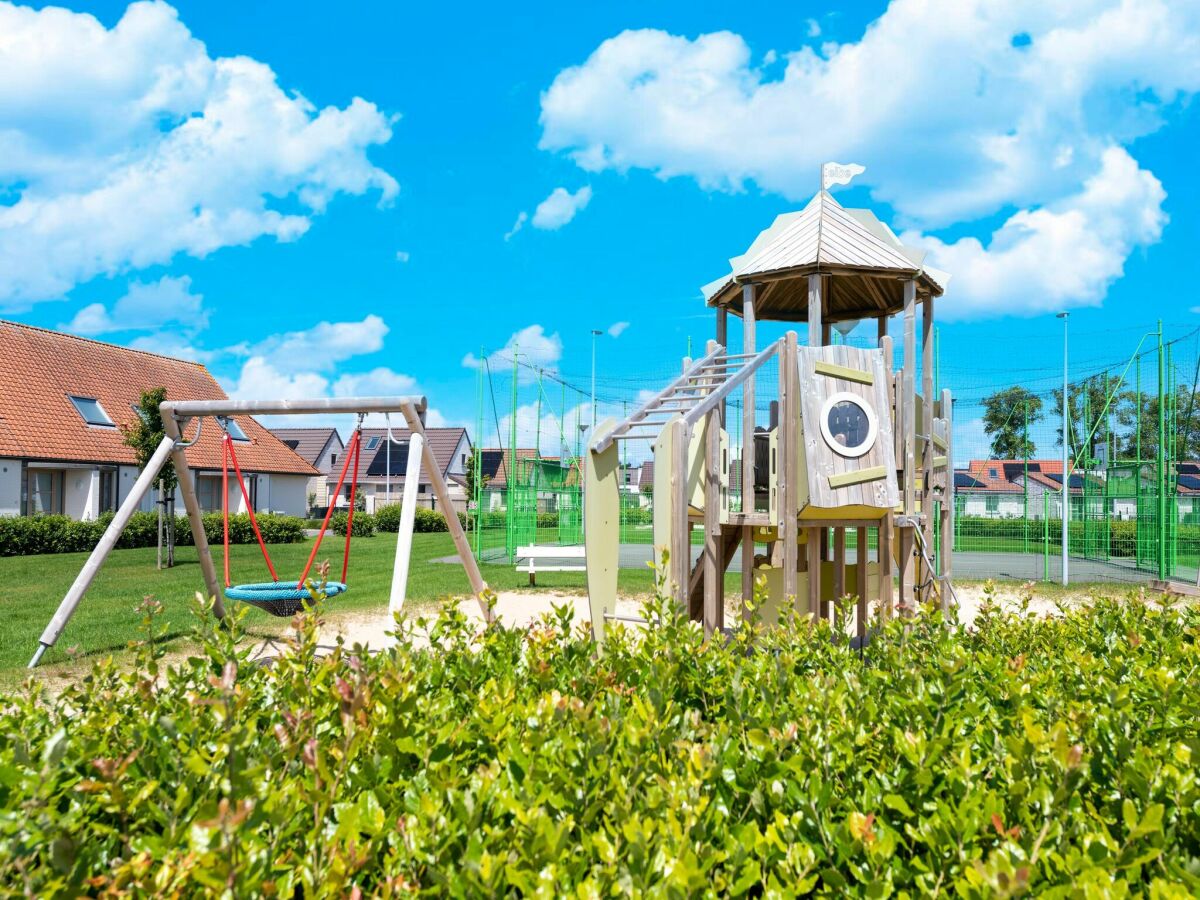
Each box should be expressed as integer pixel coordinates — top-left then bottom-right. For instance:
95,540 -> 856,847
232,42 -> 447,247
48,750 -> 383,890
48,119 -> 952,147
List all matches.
2,0 -> 1199,461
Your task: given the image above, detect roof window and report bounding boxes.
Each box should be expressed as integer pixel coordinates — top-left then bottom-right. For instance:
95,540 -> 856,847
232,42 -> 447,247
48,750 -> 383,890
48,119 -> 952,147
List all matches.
365,436 -> 381,451
217,416 -> 251,442
69,395 -> 115,427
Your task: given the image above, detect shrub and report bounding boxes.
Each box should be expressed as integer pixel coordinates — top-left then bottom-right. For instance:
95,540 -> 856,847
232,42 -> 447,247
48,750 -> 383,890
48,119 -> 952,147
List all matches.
2,589 -> 1198,893
0,511 -> 305,556
372,504 -> 468,534
330,511 -> 377,537
373,503 -> 402,533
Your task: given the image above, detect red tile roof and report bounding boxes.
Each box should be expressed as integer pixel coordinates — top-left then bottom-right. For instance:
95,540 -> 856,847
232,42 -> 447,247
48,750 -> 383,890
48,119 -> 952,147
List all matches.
957,459 -> 1079,493
356,427 -> 468,485
0,320 -> 316,476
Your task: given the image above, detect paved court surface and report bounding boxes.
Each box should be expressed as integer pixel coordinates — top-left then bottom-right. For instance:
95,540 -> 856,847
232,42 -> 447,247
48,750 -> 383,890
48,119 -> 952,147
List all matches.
457,544 -> 1167,585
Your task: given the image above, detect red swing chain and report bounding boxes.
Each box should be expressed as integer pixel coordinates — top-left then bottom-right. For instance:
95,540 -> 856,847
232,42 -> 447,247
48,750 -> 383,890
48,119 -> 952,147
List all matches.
297,425 -> 363,589
222,430 -> 279,584
341,429 -> 364,584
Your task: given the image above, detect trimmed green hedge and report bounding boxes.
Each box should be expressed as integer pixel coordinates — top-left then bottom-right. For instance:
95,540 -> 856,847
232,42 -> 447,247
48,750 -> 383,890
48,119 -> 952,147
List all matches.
1,590 -> 1197,893
368,504 -> 469,535
0,512 -> 305,557
955,515 -> 1200,559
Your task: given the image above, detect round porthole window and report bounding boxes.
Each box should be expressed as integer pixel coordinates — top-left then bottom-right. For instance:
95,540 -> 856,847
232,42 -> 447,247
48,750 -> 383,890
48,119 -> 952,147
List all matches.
819,392 -> 878,459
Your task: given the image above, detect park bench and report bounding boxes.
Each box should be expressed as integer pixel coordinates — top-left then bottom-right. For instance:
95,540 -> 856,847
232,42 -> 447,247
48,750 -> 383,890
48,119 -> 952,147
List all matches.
516,544 -> 586,585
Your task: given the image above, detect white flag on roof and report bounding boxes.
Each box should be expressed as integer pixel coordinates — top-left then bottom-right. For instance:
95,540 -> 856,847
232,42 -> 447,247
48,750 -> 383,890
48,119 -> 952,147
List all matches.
821,162 -> 865,191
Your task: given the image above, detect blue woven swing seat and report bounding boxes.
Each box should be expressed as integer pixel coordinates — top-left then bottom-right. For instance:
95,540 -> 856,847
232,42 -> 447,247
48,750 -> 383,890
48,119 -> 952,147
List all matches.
225,581 -> 348,616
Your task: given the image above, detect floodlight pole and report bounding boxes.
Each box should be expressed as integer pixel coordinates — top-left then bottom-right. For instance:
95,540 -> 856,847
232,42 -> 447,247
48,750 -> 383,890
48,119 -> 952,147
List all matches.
1058,312 -> 1070,585
590,329 -> 603,431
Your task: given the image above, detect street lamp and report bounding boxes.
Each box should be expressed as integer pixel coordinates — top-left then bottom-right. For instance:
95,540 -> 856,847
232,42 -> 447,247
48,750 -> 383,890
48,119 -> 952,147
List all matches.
590,329 -> 603,431
1057,311 -> 1069,585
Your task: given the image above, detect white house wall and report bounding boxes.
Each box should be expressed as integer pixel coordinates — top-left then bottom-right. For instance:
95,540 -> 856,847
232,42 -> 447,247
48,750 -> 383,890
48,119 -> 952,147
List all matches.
264,474 -> 308,517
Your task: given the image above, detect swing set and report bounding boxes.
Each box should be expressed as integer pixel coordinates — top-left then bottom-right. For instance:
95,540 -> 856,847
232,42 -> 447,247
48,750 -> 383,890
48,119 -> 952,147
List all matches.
29,396 -> 490,667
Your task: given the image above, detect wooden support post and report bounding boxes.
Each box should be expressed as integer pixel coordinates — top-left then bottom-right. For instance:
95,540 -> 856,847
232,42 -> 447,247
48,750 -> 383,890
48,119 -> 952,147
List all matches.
921,293 -> 935,602
832,527 -> 846,628
856,525 -> 869,643
717,305 -> 729,428
902,280 -> 917,518
898,526 -> 915,617
400,403 -> 492,619
940,387 -> 954,614
703,342 -> 723,635
807,274 -> 823,348
741,284 -> 757,606
877,314 -> 888,346
161,415 -> 224,618
878,512 -> 894,621
671,418 -> 691,610
780,332 -> 799,605
806,526 -> 821,619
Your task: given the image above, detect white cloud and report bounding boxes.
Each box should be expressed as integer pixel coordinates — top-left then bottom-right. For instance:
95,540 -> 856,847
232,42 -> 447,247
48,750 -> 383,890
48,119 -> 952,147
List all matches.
243,315 -> 389,371
909,147 -> 1166,319
64,275 -> 206,335
226,356 -> 440,430
0,1 -> 396,310
462,324 -> 563,377
607,320 -> 630,338
395,250 -> 410,263
332,366 -> 417,397
504,211 -> 528,241
531,185 -> 592,230
228,357 -> 332,401
539,2 -> 1200,314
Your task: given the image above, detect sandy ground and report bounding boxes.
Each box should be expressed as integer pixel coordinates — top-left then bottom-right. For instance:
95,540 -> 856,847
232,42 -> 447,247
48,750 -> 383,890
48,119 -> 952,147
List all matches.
291,579 -> 1121,657
20,580 -> 1158,698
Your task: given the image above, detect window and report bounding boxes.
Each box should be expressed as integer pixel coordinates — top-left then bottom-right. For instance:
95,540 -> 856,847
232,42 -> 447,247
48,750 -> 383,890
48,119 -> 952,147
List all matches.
26,470 -> 64,515
196,476 -> 221,512
68,395 -> 114,427
98,469 -> 117,514
283,439 -> 300,451
217,417 -> 250,442
985,495 -> 1000,513
819,392 -> 877,458
989,467 -> 998,479
365,436 -> 381,451
330,453 -> 338,466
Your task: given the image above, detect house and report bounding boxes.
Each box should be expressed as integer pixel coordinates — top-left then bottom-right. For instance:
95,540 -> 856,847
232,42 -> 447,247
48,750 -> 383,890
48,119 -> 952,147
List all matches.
340,427 -> 472,514
0,321 -> 317,519
954,459 -> 1084,519
477,448 -> 579,512
269,427 -> 345,514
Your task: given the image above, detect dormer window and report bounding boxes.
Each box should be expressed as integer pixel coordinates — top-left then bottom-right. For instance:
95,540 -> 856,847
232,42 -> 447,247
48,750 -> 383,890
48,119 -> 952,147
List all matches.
69,395 -> 114,427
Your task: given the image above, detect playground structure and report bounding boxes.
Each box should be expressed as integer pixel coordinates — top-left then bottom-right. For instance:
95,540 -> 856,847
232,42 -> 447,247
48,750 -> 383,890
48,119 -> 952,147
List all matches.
584,188 -> 954,641
28,396 -> 490,668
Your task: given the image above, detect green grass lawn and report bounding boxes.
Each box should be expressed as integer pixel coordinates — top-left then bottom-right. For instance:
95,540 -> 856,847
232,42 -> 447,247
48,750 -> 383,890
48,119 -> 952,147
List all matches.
1,533 -> 1136,682
0,533 -> 686,676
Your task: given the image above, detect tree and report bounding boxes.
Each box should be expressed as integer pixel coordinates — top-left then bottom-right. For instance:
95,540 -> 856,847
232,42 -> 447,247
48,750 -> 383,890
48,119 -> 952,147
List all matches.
122,387 -> 177,567
464,447 -> 490,505
981,387 -> 1043,459
1115,385 -> 1200,462
1053,380 -> 1136,464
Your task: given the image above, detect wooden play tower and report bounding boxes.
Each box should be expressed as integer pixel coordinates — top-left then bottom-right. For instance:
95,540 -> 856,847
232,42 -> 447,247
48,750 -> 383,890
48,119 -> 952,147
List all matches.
586,187 -> 954,640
